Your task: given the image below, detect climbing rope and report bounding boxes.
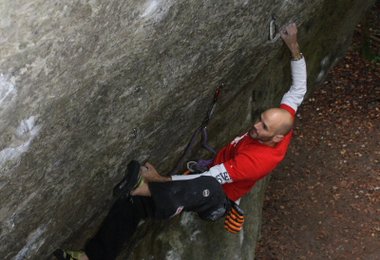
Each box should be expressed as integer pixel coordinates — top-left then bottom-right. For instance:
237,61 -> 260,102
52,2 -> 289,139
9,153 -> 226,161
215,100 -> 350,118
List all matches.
170,84 -> 223,175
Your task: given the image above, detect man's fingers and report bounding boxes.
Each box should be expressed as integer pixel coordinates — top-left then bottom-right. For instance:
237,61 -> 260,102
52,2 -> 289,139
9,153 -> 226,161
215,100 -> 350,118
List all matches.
140,166 -> 147,173
144,162 -> 154,169
281,23 -> 297,36
280,29 -> 287,37
143,162 -> 158,175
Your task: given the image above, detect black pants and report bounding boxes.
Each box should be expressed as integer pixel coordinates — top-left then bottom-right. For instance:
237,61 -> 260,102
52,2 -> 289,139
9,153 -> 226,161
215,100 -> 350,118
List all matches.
84,177 -> 229,260
84,196 -> 154,260
149,176 -> 230,221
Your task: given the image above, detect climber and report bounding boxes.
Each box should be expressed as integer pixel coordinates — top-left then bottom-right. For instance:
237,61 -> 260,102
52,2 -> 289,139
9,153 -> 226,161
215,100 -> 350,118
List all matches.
54,22 -> 307,260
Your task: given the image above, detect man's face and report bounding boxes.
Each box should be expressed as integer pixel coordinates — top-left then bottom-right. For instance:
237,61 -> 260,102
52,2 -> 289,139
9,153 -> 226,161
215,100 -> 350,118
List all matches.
249,113 -> 276,142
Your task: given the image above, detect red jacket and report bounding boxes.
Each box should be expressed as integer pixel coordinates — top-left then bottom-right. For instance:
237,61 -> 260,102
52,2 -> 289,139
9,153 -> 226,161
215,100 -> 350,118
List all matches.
214,104 -> 296,201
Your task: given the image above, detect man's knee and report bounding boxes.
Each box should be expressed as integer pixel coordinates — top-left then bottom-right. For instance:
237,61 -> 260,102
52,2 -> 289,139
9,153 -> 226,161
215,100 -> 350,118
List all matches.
195,177 -> 231,221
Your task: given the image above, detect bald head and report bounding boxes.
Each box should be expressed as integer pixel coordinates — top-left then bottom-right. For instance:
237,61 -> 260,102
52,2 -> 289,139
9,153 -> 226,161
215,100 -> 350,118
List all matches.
250,107 -> 295,145
262,108 -> 294,136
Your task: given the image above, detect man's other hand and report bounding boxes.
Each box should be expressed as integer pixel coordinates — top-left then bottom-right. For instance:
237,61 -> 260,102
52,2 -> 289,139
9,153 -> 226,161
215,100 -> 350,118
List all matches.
140,162 -> 171,182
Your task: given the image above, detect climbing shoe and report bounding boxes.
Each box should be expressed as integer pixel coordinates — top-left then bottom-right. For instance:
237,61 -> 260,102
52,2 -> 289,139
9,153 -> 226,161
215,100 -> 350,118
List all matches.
53,249 -> 87,260
113,160 -> 143,198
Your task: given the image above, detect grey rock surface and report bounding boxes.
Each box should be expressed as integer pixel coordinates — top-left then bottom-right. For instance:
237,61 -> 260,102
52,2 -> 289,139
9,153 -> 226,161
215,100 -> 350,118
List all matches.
0,0 -> 374,259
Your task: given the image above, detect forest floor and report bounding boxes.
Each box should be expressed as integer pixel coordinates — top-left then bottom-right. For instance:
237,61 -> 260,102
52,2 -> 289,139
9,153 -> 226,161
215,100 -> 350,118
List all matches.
255,4 -> 380,260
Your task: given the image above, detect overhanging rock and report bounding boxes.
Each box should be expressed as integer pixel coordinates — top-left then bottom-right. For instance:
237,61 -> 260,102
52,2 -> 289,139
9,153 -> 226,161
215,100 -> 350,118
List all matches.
0,0 -> 374,259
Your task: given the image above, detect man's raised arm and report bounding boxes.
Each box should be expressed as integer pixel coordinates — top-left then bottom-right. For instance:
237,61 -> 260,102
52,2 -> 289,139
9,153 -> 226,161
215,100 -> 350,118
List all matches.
280,23 -> 307,113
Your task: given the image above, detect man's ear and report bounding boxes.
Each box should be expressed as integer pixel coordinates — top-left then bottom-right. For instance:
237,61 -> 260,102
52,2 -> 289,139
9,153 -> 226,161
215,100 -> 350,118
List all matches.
273,134 -> 284,143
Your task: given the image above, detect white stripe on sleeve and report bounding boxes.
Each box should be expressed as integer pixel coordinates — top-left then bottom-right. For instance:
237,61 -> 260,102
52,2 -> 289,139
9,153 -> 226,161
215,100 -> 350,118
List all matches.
170,163 -> 233,184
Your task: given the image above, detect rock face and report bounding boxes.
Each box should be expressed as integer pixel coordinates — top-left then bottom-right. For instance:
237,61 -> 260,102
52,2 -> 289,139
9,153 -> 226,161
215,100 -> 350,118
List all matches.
0,0 -> 374,259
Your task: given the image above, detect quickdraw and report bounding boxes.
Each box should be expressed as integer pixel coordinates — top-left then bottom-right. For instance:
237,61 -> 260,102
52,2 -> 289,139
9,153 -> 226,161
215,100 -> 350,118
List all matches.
170,84 -> 223,175
269,15 -> 280,43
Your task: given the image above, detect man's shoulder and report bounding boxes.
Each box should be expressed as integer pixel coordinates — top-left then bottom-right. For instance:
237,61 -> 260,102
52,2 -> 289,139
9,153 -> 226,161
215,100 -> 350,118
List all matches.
279,103 -> 296,118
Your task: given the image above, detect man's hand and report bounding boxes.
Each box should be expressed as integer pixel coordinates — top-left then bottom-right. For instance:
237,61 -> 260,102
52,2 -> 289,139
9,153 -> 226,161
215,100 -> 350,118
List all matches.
140,162 -> 171,182
280,23 -> 302,60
